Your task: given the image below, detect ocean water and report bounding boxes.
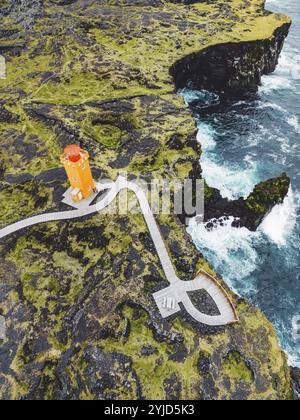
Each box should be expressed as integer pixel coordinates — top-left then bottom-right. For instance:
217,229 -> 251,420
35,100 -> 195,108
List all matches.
183,0 -> 300,367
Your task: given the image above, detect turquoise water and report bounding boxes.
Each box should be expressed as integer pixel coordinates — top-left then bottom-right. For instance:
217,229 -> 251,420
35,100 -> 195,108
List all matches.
184,0 -> 300,367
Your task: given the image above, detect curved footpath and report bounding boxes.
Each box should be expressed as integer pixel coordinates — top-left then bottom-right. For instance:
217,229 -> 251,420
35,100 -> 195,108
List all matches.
0,177 -> 238,326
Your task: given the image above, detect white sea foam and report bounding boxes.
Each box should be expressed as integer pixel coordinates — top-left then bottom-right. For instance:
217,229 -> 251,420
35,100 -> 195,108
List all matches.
200,158 -> 258,200
196,123 -> 216,151
188,217 -> 261,296
278,136 -> 293,154
259,187 -> 298,247
287,115 -> 300,133
179,88 -> 219,107
277,51 -> 300,81
260,48 -> 300,94
196,123 -> 259,199
287,346 -> 300,369
257,101 -> 287,113
260,74 -> 294,94
269,315 -> 300,369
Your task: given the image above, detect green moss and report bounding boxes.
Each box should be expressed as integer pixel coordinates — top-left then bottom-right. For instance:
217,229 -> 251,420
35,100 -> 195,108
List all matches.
83,123 -> 123,149
223,351 -> 254,384
105,223 -> 132,255
245,174 -> 290,215
5,237 -> 88,314
0,182 -> 53,226
204,182 -> 214,200
100,305 -> 200,399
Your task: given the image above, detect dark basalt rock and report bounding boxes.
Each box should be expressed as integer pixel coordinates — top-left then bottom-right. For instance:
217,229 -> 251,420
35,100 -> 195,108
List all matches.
204,173 -> 290,231
188,289 -> 220,316
197,353 -> 211,376
170,23 -> 291,96
164,373 -> 182,400
178,173 -> 290,231
140,345 -> 158,356
0,104 -> 19,124
291,367 -> 300,400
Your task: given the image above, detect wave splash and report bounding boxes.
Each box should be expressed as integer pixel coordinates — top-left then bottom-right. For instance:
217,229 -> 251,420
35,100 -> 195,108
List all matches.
259,187 -> 298,246
260,49 -> 300,93
187,217 -> 261,297
196,122 -> 259,200
287,116 -> 300,133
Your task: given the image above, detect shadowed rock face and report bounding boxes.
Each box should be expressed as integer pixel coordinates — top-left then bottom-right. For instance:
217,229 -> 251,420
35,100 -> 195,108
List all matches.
170,24 -> 291,95
291,367 -> 300,400
0,0 -> 293,400
204,173 -> 291,231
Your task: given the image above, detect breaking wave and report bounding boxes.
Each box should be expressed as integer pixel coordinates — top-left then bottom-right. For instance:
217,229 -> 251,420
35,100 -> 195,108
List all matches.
259,187 -> 298,247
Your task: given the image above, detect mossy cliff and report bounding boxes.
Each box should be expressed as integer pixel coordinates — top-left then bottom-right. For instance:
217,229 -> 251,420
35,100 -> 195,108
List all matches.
204,173 -> 290,231
0,0 -> 293,400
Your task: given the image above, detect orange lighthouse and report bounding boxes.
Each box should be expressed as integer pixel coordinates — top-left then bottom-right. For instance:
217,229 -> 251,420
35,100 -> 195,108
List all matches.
61,145 -> 95,203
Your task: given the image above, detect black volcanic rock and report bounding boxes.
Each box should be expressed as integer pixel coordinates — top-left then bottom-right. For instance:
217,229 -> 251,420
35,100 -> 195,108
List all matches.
204,173 -> 290,231
170,24 -> 291,96
291,367 -> 300,400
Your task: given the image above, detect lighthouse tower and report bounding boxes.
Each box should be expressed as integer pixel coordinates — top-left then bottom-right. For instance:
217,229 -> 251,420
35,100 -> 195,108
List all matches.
61,145 -> 95,203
